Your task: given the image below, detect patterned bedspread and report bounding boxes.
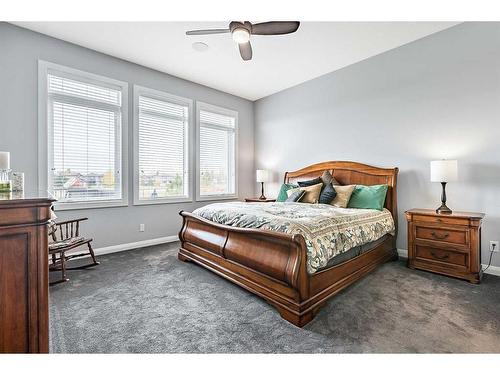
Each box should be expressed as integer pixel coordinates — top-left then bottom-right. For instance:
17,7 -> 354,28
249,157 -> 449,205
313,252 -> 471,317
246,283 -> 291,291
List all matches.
193,202 -> 395,274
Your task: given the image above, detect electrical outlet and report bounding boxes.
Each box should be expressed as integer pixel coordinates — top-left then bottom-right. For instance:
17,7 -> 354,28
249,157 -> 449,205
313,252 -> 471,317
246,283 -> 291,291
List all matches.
490,241 -> 499,252
139,224 -> 145,232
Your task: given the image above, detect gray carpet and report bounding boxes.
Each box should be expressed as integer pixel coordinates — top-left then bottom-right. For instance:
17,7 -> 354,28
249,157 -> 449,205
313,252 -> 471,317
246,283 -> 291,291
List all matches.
49,242 -> 500,353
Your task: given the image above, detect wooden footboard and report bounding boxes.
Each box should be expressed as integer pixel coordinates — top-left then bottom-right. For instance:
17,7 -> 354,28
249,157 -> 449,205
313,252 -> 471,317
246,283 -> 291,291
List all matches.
178,211 -> 312,326
178,210 -> 397,327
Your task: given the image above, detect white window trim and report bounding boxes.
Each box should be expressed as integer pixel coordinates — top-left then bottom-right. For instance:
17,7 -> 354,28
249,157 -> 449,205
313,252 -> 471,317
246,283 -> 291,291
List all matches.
38,60 -> 129,210
196,101 -> 239,202
133,85 -> 194,206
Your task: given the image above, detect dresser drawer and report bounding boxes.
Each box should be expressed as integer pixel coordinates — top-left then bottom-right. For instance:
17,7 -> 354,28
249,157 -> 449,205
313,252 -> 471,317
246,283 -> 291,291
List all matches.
415,225 -> 469,247
412,214 -> 469,226
415,245 -> 468,268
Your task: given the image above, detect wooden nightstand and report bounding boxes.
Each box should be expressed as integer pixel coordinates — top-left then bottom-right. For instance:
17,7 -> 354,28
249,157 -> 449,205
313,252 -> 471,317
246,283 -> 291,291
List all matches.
244,198 -> 276,203
405,208 -> 485,284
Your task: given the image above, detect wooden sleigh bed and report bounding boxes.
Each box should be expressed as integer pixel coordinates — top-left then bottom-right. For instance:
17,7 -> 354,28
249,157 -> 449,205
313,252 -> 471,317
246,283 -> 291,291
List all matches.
178,161 -> 399,327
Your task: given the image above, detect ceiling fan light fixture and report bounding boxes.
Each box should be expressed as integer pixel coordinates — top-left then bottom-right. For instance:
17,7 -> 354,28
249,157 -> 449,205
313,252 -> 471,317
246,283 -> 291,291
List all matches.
232,28 -> 250,44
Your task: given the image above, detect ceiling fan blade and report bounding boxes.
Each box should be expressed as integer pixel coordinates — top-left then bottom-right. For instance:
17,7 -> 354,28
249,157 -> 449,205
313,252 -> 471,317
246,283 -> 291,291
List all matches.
251,21 -> 300,35
238,41 -> 253,61
186,29 -> 230,35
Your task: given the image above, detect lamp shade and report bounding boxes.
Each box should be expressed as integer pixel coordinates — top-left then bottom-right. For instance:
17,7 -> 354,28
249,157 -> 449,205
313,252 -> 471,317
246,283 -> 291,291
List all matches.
256,169 -> 271,183
430,160 -> 458,182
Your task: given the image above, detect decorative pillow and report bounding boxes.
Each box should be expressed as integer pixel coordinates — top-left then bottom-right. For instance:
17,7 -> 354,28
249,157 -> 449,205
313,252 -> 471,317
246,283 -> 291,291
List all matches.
318,183 -> 337,204
276,183 -> 298,202
347,184 -> 388,211
297,177 -> 322,187
330,185 -> 356,208
320,170 -> 340,186
285,190 -> 306,202
298,172 -> 338,204
287,182 -> 323,204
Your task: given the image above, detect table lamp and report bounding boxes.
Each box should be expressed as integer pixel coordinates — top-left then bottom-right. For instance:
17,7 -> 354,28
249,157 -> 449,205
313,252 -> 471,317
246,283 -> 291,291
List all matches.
430,159 -> 457,214
256,169 -> 271,200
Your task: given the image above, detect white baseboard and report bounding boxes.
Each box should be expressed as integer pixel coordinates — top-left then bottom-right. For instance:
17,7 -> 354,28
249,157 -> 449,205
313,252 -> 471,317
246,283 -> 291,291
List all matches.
484,264 -> 500,277
397,248 -> 408,259
396,248 -> 500,277
93,235 -> 179,256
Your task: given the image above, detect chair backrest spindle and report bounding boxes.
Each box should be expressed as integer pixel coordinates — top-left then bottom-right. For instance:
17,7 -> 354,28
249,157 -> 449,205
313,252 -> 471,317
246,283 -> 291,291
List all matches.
51,218 -> 88,242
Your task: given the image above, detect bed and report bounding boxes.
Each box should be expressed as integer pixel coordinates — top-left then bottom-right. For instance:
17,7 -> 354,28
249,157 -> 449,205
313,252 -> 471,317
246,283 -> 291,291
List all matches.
178,161 -> 399,327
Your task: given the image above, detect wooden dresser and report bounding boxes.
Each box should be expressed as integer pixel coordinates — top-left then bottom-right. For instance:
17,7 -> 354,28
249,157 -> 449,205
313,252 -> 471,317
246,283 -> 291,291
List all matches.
0,193 -> 54,353
406,208 -> 485,283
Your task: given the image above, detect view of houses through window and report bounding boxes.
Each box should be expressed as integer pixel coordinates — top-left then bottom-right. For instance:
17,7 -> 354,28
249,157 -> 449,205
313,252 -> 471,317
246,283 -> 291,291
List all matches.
47,72 -> 124,203
137,91 -> 190,201
199,107 -> 237,197
44,65 -> 238,207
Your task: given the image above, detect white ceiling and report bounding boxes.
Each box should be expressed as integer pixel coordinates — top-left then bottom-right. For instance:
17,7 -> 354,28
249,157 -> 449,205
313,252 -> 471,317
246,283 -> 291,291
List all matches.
13,22 -> 459,101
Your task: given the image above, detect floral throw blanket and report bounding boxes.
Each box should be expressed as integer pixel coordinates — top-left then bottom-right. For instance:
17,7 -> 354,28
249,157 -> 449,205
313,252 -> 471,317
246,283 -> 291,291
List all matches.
193,202 -> 395,274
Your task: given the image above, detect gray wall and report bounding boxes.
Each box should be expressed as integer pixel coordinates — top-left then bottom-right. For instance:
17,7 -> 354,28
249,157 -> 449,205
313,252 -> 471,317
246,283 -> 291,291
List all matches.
255,22 -> 500,267
0,22 -> 254,248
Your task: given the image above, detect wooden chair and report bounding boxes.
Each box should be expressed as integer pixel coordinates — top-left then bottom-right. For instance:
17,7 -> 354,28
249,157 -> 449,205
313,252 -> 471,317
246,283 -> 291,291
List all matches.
48,217 -> 99,285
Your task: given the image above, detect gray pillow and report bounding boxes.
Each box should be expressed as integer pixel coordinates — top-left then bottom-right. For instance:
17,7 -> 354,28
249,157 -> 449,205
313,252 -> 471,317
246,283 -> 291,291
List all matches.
318,183 -> 337,204
285,190 -> 306,202
321,170 -> 340,186
297,177 -> 322,187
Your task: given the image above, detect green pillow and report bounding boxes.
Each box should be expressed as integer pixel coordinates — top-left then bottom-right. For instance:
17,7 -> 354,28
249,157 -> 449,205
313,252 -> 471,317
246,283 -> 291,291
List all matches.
276,183 -> 298,202
347,184 -> 388,211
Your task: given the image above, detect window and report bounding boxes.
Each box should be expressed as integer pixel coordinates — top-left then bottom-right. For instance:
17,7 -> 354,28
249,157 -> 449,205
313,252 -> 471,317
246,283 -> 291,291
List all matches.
133,86 -> 192,204
38,61 -> 128,209
197,102 -> 238,200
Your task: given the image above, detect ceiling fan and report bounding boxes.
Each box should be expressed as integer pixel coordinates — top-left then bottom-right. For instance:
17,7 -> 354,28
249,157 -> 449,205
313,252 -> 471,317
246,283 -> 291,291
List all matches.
186,21 -> 300,61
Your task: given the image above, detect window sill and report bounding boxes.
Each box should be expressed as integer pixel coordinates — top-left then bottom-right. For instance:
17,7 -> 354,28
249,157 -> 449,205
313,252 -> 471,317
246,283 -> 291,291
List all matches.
53,200 -> 128,211
133,197 -> 193,206
196,195 -> 238,202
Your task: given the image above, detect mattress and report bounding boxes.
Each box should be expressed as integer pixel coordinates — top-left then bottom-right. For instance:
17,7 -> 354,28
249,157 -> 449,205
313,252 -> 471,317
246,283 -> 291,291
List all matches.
318,234 -> 391,270
193,201 -> 395,274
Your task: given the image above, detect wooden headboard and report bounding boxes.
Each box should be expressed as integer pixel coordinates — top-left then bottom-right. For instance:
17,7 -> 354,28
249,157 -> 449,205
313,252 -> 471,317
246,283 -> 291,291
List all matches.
284,161 -> 399,229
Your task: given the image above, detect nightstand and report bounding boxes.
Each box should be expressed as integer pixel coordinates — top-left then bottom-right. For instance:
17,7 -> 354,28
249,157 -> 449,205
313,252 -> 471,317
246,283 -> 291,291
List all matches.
244,198 -> 276,203
405,208 -> 485,284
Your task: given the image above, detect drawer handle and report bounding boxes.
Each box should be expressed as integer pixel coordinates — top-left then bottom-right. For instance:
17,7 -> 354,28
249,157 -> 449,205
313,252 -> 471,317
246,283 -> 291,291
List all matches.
430,251 -> 449,260
431,231 -> 449,240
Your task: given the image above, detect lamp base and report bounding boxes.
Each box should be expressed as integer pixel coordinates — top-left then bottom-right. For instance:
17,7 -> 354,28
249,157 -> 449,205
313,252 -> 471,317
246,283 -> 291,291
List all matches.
259,182 -> 266,200
436,204 -> 452,215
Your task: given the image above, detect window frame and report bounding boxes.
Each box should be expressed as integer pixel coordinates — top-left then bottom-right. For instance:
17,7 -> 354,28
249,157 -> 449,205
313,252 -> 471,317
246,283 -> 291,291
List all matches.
133,85 -> 193,206
38,60 -> 129,210
196,101 -> 238,202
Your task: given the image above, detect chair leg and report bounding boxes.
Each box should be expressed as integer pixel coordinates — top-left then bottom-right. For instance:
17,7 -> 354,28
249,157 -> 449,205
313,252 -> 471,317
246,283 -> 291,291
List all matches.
88,242 -> 100,266
61,252 -> 68,281
50,252 -> 69,285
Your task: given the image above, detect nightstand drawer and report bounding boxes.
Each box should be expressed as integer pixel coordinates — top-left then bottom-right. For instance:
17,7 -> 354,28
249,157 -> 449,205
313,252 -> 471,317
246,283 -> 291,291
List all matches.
415,245 -> 468,268
412,214 -> 469,226
415,225 -> 469,246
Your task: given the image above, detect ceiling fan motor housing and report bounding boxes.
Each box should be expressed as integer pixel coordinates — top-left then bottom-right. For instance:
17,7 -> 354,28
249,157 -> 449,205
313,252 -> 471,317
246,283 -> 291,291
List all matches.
229,21 -> 252,33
